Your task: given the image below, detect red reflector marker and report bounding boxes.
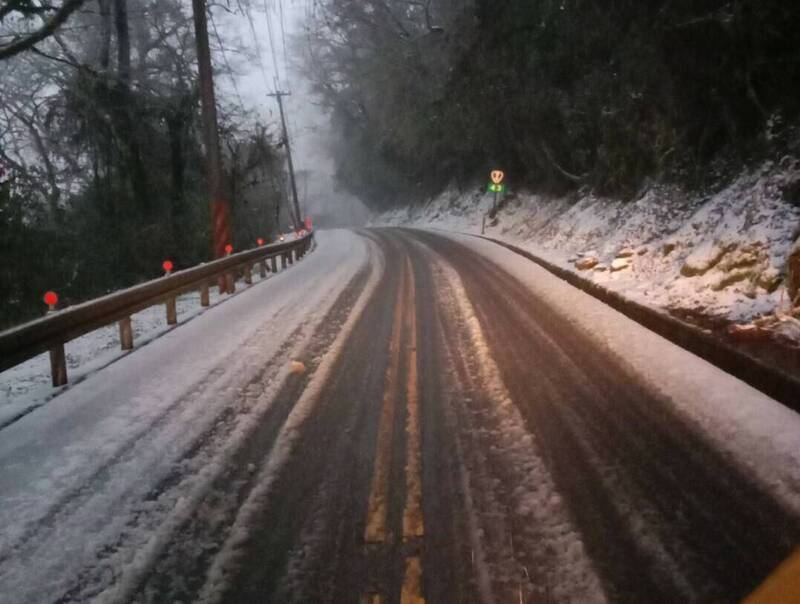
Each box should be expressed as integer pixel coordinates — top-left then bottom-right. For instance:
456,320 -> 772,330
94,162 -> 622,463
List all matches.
44,291 -> 58,311
225,244 -> 234,255
257,238 -> 265,246
162,260 -> 174,273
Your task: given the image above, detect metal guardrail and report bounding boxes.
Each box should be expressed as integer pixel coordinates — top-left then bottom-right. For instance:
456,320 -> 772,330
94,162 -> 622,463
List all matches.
472,233 -> 800,413
0,232 -> 315,386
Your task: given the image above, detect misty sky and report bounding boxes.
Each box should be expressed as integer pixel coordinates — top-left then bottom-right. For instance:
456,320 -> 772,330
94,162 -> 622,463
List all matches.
216,0 -> 370,226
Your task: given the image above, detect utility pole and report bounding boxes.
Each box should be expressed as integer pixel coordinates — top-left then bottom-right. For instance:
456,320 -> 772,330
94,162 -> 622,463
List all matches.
267,91 -> 302,230
191,0 -> 231,270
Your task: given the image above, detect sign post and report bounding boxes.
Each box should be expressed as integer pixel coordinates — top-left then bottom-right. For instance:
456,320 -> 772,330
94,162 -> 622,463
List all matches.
487,170 -> 506,219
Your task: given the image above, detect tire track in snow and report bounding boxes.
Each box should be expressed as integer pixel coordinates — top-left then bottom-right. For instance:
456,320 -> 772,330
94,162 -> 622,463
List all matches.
404,233 -> 606,603
0,231 -> 372,604
414,230 -> 800,601
193,236 -> 385,604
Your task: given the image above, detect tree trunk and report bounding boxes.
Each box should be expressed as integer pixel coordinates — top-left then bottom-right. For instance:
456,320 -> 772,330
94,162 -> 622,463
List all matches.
113,0 -> 150,217
114,0 -> 130,84
192,0 -> 232,262
97,0 -> 112,70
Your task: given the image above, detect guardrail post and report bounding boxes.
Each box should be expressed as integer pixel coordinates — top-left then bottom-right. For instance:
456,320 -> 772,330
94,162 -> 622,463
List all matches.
259,260 -> 267,279
166,297 -> 178,325
287,251 -> 294,266
271,256 -> 278,273
244,264 -> 253,285
281,254 -> 287,270
226,272 -> 236,293
118,317 -> 133,350
50,344 -> 67,387
200,283 -> 210,307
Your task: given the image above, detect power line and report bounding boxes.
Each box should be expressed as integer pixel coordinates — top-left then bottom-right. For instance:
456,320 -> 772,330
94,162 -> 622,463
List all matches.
239,0 -> 272,90
278,0 -> 290,83
208,10 -> 248,115
263,0 -> 282,88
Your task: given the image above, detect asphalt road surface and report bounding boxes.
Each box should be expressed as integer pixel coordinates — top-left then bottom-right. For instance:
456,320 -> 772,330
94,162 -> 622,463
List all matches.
2,228 -> 799,603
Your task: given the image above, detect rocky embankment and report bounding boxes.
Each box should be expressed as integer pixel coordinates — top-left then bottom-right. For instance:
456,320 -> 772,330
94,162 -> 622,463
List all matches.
377,161 -> 800,359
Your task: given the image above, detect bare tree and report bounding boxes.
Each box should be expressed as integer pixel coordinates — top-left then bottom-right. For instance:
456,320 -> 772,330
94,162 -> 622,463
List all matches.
0,0 -> 87,60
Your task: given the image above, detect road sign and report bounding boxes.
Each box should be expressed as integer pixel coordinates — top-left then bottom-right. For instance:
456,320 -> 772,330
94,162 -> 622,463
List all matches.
490,170 -> 505,185
487,182 -> 506,193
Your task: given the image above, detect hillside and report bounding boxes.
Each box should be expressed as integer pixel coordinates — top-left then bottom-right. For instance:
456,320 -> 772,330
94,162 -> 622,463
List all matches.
376,161 -> 800,354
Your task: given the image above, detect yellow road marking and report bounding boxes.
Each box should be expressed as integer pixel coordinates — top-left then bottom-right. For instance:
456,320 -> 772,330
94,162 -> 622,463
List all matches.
745,549 -> 800,604
401,556 -> 425,604
364,267 -> 406,544
402,257 -> 424,541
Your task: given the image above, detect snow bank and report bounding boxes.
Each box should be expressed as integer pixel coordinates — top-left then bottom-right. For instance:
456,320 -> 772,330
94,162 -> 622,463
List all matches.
376,162 -> 800,326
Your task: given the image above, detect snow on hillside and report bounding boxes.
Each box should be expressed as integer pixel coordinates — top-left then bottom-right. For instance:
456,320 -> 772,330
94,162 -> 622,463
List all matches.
377,161 -> 800,344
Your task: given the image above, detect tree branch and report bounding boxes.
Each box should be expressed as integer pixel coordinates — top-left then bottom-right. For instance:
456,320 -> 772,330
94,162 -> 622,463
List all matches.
0,0 -> 87,61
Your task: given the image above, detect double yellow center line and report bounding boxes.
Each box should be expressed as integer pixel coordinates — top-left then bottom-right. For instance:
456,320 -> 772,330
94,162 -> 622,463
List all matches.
363,257 -> 425,604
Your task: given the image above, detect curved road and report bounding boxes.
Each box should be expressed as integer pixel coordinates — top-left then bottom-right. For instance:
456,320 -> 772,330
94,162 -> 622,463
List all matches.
2,228 -> 799,603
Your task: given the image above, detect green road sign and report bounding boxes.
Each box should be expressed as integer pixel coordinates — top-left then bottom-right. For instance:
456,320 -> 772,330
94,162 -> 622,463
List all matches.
487,183 -> 506,193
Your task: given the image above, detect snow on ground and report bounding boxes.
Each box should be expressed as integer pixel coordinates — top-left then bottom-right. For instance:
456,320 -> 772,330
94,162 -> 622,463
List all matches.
442,231 -> 800,518
0,235 -> 313,429
0,287 -> 230,428
376,162 -> 800,332
0,230 -> 370,603
433,256 -> 606,602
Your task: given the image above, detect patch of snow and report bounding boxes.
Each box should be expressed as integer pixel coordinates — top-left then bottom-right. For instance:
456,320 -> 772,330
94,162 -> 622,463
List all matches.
374,162 -> 800,330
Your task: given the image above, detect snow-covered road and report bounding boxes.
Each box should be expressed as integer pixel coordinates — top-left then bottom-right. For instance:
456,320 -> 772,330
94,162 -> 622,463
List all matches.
1,227 -> 799,603
0,230 -> 374,602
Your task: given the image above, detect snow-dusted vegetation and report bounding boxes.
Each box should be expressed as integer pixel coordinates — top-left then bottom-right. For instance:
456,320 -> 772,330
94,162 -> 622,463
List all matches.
378,162 -> 800,346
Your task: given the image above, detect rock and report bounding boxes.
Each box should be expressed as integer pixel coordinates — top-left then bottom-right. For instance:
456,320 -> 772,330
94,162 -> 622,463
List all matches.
788,239 -> 800,304
616,247 -> 635,258
681,242 -> 736,277
718,243 -> 765,272
594,264 -> 608,272
638,247 -> 648,255
753,315 -> 779,328
711,269 -> 751,291
575,257 -> 598,271
290,361 -> 306,375
611,258 -> 631,272
756,267 -> 783,293
662,242 -> 677,255
727,323 -> 771,341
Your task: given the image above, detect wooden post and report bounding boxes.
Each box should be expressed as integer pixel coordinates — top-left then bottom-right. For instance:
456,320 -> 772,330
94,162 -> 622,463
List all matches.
166,297 -> 178,325
271,256 -> 278,273
118,317 -> 133,350
200,283 -> 210,307
244,264 -> 253,285
226,272 -> 236,293
259,260 -> 267,278
50,344 -> 68,387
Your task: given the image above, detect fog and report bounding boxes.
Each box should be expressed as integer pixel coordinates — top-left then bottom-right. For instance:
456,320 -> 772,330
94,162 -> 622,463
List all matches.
217,1 -> 371,228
